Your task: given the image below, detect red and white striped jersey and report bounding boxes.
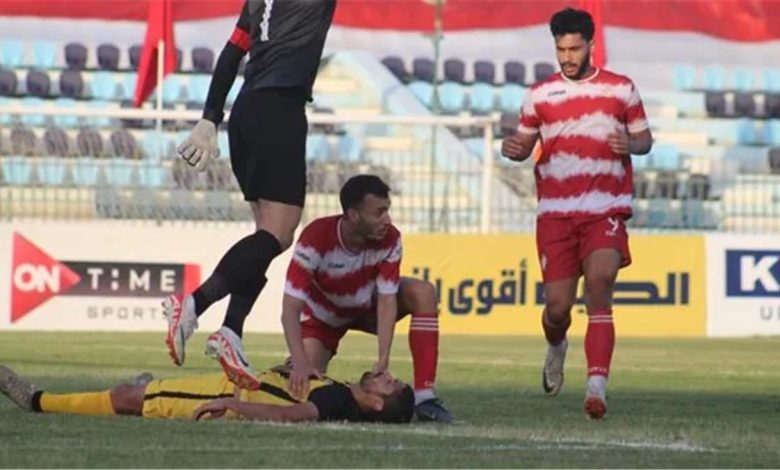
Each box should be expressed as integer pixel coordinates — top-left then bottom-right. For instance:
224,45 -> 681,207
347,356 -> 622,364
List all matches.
517,69 -> 649,219
284,215 -> 402,328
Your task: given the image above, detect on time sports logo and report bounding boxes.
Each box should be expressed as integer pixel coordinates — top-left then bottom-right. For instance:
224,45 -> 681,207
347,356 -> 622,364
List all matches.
10,233 -> 200,323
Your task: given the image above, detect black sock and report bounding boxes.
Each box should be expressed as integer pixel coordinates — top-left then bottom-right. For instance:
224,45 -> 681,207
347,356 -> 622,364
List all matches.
190,230 -> 282,318
222,277 -> 266,338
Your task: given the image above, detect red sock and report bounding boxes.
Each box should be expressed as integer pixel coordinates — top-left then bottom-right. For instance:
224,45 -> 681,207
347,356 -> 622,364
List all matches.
409,312 -> 438,390
542,309 -> 571,346
585,308 -> 615,378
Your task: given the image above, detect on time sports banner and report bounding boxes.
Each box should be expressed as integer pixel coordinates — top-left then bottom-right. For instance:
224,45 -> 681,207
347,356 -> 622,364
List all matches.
401,234 -> 707,337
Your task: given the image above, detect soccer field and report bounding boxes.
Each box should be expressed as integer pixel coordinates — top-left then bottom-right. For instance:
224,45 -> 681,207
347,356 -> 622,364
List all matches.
0,332 -> 777,468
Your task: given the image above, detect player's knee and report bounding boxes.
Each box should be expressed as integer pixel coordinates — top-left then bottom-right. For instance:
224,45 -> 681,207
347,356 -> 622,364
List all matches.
109,384 -> 144,416
584,272 -> 616,298
404,280 -> 438,313
545,295 -> 574,321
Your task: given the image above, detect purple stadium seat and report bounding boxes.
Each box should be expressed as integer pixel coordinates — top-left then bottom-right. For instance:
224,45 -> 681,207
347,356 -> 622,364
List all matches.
26,70 -> 51,97
64,42 -> 88,70
0,69 -> 18,96
59,70 -> 84,98
766,93 -> 780,118
474,60 -> 496,84
444,58 -> 465,83
734,92 -> 756,117
412,57 -> 435,83
534,62 -> 556,82
129,44 -> 142,70
705,91 -> 727,117
97,43 -> 120,71
110,129 -> 141,159
44,127 -> 71,157
11,128 -> 39,156
192,47 -> 214,73
504,61 -> 526,85
769,147 -> 780,174
381,56 -> 406,82
77,128 -> 105,157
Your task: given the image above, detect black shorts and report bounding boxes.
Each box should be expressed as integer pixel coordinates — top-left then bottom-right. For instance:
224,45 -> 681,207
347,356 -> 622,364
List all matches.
227,87 -> 308,206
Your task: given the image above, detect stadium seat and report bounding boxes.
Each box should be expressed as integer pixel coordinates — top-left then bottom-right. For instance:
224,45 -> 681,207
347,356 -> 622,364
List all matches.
90,71 -> 117,100
686,174 -> 711,200
64,42 -> 88,70
438,81 -> 466,114
161,75 -> 183,104
26,70 -> 51,97
504,61 -> 526,85
444,59 -> 466,83
412,57 -> 435,82
649,144 -> 680,170
763,120 -> 780,146
105,159 -> 136,186
0,69 -> 18,96
408,81 -> 434,108
187,75 -> 210,105
43,127 -> 71,157
110,129 -> 141,159
121,75 -> 137,102
1,156 -> 33,185
53,98 -> 79,128
142,132 -> 167,162
217,131 -> 229,157
469,83 -> 495,115
175,48 -> 183,71
20,97 -> 46,127
138,165 -> 170,188
32,41 -> 57,69
499,84 -> 525,113
338,134 -> 363,161
128,44 -> 143,70
769,147 -> 780,174
732,68 -> 754,91
59,70 -> 84,98
97,43 -> 120,71
0,97 -> 12,126
37,157 -> 68,186
227,77 -> 243,105
673,64 -> 696,90
306,133 -> 330,161
191,47 -> 215,73
733,92 -> 755,117
473,60 -> 496,84
705,91 -> 726,117
71,158 -> 102,186
77,129 -> 105,157
0,40 -> 23,68
534,62 -> 556,82
766,93 -> 780,119
762,68 -> 780,92
11,127 -> 40,156
89,100 -> 113,128
737,118 -> 756,145
381,56 -> 407,82
703,66 -> 726,90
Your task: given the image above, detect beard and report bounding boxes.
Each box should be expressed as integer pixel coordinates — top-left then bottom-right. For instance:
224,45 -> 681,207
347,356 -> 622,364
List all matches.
561,53 -> 592,79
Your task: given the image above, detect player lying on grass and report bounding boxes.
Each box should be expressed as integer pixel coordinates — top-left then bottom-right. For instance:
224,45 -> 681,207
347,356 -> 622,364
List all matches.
0,365 -> 414,424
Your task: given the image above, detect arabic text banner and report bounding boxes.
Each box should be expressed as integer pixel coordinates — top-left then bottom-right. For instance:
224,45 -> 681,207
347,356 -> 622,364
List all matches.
400,234 -> 706,337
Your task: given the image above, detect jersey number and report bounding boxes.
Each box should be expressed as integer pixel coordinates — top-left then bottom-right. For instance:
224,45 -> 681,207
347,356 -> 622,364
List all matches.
259,0 -> 274,42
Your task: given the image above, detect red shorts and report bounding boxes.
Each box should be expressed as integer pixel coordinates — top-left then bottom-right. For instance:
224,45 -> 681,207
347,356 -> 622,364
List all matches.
301,309 -> 411,354
536,214 -> 631,283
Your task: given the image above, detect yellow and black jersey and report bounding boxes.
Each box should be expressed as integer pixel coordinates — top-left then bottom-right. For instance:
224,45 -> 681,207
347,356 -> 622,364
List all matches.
142,369 -> 361,422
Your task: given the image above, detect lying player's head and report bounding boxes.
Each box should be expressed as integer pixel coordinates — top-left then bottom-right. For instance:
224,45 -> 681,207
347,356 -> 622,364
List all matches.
549,8 -> 594,80
357,370 -> 415,423
339,174 -> 392,241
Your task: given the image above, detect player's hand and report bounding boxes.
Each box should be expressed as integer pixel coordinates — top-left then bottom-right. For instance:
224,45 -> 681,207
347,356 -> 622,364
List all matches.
177,118 -> 220,172
372,358 -> 389,375
608,127 -> 631,155
193,397 -> 236,421
501,133 -> 525,161
289,363 -> 322,400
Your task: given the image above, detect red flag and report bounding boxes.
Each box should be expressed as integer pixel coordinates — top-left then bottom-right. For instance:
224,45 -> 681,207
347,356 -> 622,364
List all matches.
580,0 -> 606,68
133,0 -> 176,107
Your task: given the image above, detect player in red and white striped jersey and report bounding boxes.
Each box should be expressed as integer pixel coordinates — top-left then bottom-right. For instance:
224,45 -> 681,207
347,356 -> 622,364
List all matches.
281,175 -> 451,423
501,8 -> 653,419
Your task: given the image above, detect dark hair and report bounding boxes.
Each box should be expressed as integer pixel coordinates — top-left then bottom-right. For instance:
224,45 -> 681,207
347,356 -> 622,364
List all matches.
361,384 -> 415,424
339,174 -> 390,213
549,8 -> 594,41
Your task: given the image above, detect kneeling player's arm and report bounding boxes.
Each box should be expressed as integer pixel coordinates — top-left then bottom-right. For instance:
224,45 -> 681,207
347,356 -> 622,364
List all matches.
232,401 -> 320,422
281,294 -> 309,367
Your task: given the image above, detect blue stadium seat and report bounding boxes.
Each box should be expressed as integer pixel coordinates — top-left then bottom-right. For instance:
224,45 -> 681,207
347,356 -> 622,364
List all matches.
0,97 -> 13,126
763,119 -> 780,146
631,155 -> 649,171
188,75 -> 210,105
217,131 -> 230,157
763,68 -> 780,92
438,81 -> 466,114
91,71 -> 117,100
53,98 -> 79,128
89,100 -> 113,128
463,137 -> 484,157
732,68 -> 754,91
0,40 -> 23,68
121,75 -> 137,102
162,75 -> 183,104
37,158 -> 67,186
138,165 -> 170,188
20,97 -> 46,127
227,77 -> 243,105
703,66 -> 726,91
32,41 -> 57,69
338,134 -> 363,161
142,132 -> 165,163
469,83 -> 495,115
736,118 -> 756,145
72,158 -> 102,186
499,84 -> 525,113
306,133 -> 330,161
2,156 -> 33,184
408,81 -> 433,108
673,65 -> 696,90
105,160 -> 135,187
649,144 -> 680,170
